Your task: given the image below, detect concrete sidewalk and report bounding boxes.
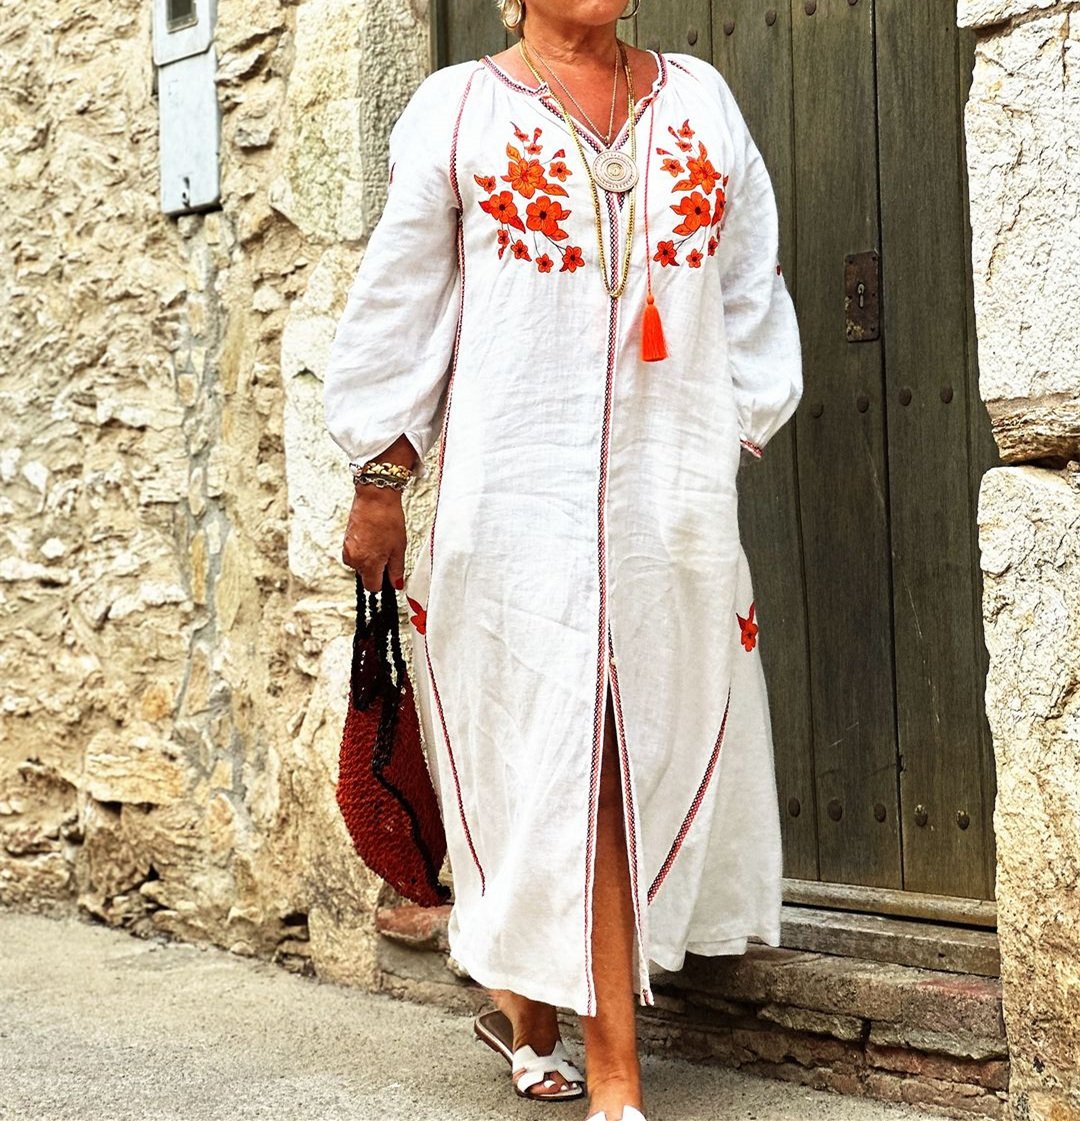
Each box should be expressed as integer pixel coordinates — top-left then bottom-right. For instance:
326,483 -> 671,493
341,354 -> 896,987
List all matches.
0,910 -> 944,1121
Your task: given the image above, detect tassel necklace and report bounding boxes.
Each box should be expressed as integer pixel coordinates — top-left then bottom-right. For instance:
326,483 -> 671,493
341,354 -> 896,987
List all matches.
518,38 -> 668,360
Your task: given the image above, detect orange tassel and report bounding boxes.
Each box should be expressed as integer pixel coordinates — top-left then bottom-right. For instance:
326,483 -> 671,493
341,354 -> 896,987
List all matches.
641,292 -> 668,362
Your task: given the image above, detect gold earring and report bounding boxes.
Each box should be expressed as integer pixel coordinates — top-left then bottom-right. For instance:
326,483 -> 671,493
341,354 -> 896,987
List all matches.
501,0 -> 524,30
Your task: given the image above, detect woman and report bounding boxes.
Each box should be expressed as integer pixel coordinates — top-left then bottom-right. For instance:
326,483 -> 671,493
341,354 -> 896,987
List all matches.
323,1 -> 802,1118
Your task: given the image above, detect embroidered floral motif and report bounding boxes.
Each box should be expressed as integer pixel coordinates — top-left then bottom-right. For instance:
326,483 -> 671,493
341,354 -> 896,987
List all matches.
736,601 -> 758,652
406,595 -> 427,635
475,125 -> 582,273
655,118 -> 729,267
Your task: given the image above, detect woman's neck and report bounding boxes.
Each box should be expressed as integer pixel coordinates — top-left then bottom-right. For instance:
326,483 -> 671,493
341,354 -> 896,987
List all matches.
518,18 -> 620,69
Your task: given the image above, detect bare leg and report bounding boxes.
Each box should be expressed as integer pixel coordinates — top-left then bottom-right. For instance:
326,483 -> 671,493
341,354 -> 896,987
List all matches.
580,687 -> 644,1119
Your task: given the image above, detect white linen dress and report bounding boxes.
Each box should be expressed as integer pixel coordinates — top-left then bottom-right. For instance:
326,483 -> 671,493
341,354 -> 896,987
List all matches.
323,49 -> 803,1017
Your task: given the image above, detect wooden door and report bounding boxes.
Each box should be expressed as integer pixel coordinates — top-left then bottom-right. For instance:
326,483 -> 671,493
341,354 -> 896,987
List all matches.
433,0 -> 1000,905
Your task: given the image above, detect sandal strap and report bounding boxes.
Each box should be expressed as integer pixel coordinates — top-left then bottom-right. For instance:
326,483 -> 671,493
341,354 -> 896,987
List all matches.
511,1040 -> 585,1093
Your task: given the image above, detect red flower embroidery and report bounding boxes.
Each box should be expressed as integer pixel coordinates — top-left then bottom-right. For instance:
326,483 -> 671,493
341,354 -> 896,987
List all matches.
685,147 -> 719,193
480,190 -> 525,232
654,240 -> 679,267
560,245 -> 585,272
406,595 -> 427,635
736,601 -> 758,652
654,123 -> 730,269
668,122 -> 693,152
671,192 -> 712,236
525,195 -> 571,240
476,125 -> 576,269
712,187 -> 727,227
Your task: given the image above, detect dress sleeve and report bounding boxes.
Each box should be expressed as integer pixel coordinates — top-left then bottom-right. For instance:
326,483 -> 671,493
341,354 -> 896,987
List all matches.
322,69 -> 466,480
712,74 -> 803,459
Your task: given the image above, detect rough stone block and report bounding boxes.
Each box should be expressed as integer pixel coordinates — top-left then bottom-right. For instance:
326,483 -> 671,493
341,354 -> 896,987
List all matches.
963,11 -> 1080,461
978,463 -> 1080,1115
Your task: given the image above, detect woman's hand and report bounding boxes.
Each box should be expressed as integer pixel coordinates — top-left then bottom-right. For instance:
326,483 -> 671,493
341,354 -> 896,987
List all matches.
341,484 -> 408,593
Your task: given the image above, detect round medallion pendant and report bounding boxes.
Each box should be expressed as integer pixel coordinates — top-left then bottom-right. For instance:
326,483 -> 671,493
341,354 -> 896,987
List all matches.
592,150 -> 639,193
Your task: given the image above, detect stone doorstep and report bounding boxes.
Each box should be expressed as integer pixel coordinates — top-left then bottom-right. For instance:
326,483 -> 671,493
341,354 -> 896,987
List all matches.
376,904 -> 1010,1121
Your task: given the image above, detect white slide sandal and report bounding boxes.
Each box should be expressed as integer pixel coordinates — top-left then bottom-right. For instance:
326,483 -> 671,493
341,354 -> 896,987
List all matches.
474,1008 -> 586,1101
586,1108 -> 648,1121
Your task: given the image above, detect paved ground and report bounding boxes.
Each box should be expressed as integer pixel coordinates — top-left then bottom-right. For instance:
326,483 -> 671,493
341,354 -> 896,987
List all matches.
0,910 -> 943,1121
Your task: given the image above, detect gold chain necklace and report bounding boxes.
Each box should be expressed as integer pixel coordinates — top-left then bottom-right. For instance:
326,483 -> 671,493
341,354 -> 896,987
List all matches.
518,38 -> 638,299
528,40 -> 620,147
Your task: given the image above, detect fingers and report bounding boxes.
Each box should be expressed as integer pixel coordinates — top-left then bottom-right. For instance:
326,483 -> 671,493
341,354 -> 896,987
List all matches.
387,536 -> 406,591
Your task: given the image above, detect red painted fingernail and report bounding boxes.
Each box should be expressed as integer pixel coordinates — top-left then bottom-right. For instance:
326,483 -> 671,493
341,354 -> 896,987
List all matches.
394,578 -> 404,590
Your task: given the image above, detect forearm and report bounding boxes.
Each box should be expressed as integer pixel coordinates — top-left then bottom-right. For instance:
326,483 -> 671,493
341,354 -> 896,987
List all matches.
357,433 -> 420,474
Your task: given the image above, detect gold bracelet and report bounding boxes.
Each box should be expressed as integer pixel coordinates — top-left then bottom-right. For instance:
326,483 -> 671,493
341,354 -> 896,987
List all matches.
354,474 -> 408,492
348,459 -> 413,485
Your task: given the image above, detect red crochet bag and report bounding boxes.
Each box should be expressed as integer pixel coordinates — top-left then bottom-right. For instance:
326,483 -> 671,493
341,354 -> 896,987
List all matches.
335,568 -> 450,907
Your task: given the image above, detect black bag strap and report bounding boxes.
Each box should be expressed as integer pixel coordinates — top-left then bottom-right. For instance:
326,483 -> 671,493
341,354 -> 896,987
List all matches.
350,568 -> 406,769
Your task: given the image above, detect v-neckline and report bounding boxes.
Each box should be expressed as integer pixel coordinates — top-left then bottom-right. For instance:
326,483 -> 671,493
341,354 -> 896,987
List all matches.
480,49 -> 668,155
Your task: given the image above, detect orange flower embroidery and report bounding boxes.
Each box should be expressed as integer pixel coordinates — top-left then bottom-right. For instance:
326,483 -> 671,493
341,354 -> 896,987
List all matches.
475,126 -> 578,272
406,595 -> 427,635
712,186 -> 728,227
737,601 -> 758,652
503,155 -> 547,198
655,122 -> 730,267
671,192 -> 712,236
480,190 -> 525,232
685,148 -> 720,193
560,246 -> 585,272
654,240 -> 679,267
668,122 -> 693,152
525,195 -> 571,240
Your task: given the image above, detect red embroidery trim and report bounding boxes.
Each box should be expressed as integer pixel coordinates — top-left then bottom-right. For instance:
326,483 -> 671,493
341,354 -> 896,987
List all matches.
648,685 -> 732,903
421,68 -> 487,896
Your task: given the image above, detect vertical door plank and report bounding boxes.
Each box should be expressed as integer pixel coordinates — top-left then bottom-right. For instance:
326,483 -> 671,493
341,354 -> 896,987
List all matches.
434,0 -> 509,68
637,0 -> 713,59
791,0 -> 902,888
715,2 -> 819,881
876,0 -> 995,900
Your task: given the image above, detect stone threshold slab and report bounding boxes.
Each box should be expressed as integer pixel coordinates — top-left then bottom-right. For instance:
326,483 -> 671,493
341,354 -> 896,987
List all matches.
376,903 -> 1009,1121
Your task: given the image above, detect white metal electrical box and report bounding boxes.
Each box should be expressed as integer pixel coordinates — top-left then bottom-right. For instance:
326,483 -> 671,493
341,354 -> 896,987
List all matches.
152,0 -> 221,215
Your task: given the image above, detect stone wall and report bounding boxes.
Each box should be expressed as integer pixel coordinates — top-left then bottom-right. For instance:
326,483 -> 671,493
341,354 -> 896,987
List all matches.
0,0 -> 437,990
960,1 -> 1080,1118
